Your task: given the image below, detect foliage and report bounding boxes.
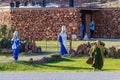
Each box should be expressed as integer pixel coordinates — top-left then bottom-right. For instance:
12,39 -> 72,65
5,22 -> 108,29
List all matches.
0,48 -> 2,53
0,24 -> 15,39
0,38 -> 11,49
20,41 -> 28,52
6,27 -> 15,39
0,24 -> 15,49
0,24 -> 7,38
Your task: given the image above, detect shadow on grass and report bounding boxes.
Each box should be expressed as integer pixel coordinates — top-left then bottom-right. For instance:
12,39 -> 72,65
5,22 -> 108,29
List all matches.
42,64 -> 92,70
16,61 -> 92,71
16,60 -> 120,71
20,52 -> 58,57
52,58 -> 74,62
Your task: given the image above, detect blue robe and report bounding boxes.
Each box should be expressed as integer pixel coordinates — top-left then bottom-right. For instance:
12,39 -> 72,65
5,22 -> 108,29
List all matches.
58,33 -> 68,55
11,38 -> 20,60
81,24 -> 85,39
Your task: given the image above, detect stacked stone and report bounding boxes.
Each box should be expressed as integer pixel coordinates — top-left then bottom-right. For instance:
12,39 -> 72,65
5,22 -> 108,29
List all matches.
0,9 -> 11,27
29,54 -> 62,63
92,9 -> 120,38
10,8 -> 81,40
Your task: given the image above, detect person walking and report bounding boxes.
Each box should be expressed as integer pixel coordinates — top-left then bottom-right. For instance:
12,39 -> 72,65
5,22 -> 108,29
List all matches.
11,31 -> 20,61
89,40 -> 107,71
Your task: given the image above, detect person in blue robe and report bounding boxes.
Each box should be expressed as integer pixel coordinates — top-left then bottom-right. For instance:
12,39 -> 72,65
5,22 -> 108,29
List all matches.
81,23 -> 85,40
90,20 -> 95,38
11,31 -> 20,61
58,25 -> 68,55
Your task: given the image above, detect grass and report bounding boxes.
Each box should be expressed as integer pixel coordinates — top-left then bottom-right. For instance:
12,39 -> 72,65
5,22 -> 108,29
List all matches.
36,40 -> 120,52
0,57 -> 120,72
0,40 -> 120,72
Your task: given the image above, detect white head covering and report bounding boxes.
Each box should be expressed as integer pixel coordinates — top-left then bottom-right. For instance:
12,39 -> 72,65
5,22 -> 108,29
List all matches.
61,25 -> 66,32
13,31 -> 18,37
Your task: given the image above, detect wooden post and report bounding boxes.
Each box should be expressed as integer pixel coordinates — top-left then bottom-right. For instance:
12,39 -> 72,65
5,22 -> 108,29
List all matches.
45,36 -> 47,52
69,39 -> 72,50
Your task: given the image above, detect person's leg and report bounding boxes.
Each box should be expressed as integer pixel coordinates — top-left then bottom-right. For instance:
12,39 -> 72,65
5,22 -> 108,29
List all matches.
90,30 -> 92,38
13,49 -> 19,61
92,30 -> 94,38
90,30 -> 94,38
83,31 -> 85,39
81,31 -> 83,39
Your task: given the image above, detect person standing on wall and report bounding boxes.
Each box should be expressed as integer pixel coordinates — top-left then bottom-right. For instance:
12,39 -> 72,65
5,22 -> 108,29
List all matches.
24,0 -> 29,6
15,0 -> 20,8
90,20 -> 95,38
42,0 -> 46,7
10,0 -> 15,8
58,25 -> 68,55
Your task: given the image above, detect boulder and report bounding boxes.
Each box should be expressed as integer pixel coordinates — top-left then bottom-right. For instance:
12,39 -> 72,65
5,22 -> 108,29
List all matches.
1,49 -> 12,54
108,46 -> 118,57
69,49 -> 76,57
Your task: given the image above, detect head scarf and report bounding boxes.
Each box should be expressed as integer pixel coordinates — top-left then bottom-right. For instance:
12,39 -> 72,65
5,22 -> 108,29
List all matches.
13,31 -> 18,37
61,25 -> 66,32
95,40 -> 105,46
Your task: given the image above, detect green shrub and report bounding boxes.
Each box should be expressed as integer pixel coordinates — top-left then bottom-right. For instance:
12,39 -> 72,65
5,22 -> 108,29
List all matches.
0,24 -> 15,39
20,42 -> 26,52
0,38 -> 11,49
0,24 -> 7,38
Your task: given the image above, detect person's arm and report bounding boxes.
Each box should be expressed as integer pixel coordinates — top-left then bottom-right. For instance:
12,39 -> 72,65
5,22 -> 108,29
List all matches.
89,45 -> 96,57
58,34 -> 62,43
11,39 -> 14,45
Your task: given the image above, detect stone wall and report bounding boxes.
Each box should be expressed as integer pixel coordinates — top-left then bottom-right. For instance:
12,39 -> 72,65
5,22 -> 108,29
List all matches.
0,9 -> 11,27
10,8 -> 81,40
92,9 -> 120,38
0,7 -> 120,40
